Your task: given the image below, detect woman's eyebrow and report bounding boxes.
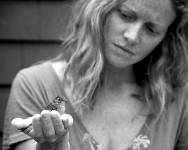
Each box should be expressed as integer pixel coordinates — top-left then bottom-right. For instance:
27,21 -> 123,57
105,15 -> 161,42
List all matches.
120,5 -> 135,13
119,5 -> 137,17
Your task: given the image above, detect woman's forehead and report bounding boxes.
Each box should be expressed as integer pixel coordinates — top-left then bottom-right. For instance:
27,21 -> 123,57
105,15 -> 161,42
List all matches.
120,0 -> 176,27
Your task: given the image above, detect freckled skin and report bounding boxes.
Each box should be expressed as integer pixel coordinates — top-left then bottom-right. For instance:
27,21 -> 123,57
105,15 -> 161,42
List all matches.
103,0 -> 176,68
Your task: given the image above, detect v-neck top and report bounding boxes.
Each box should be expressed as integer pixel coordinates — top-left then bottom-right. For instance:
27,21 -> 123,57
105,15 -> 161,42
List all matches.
2,61 -> 188,150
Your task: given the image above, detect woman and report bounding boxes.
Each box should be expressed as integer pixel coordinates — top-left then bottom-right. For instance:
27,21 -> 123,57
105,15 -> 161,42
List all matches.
2,0 -> 188,149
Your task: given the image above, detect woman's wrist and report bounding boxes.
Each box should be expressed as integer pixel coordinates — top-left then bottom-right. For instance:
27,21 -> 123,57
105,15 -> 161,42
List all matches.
36,142 -> 56,150
36,138 -> 70,150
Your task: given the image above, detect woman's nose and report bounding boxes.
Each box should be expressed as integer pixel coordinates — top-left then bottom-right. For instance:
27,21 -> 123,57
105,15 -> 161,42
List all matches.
123,22 -> 142,45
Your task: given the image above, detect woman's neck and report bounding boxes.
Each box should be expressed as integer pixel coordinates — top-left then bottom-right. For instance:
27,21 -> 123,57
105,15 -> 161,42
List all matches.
102,62 -> 136,91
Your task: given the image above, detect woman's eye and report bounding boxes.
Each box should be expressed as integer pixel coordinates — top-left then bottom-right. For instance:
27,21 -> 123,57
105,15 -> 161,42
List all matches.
118,9 -> 135,22
145,24 -> 158,35
123,14 -> 134,21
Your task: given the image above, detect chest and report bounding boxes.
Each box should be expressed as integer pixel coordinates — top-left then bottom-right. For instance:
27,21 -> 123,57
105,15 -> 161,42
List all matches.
82,95 -> 149,150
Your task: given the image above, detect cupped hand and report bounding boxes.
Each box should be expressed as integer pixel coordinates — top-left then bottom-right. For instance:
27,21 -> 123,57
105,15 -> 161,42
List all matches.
11,110 -> 73,150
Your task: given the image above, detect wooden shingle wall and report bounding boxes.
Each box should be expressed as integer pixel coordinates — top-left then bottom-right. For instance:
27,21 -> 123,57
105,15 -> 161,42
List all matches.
0,1 -> 75,148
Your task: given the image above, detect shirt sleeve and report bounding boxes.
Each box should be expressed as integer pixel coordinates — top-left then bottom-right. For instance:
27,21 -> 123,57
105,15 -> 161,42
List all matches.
2,69 -> 47,150
175,90 -> 188,150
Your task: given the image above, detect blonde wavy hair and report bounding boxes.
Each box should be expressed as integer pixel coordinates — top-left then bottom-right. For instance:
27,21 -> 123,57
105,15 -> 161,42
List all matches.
59,0 -> 188,117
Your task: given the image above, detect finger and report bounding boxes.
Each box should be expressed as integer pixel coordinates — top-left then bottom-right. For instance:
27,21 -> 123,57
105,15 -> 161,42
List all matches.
11,117 -> 33,130
11,117 -> 34,136
50,110 -> 66,136
40,110 -> 56,142
32,114 -> 45,143
61,114 -> 73,129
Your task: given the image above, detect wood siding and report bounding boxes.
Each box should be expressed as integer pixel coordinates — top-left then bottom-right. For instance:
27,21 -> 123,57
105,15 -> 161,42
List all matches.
0,1 -> 75,148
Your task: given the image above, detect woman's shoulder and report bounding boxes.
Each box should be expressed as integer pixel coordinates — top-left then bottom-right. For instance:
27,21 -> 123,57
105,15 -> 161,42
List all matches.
16,61 -> 52,81
12,61 -> 65,90
11,60 -> 68,102
16,60 -> 67,78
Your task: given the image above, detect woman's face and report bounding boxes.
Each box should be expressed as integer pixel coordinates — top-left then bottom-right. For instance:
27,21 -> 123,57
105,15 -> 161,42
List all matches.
103,0 -> 176,68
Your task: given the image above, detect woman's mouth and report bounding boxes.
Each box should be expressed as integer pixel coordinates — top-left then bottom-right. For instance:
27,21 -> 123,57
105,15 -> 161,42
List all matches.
113,43 -> 135,56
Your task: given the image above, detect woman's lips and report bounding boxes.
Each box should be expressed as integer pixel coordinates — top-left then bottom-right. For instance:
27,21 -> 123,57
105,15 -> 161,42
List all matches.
113,43 -> 135,56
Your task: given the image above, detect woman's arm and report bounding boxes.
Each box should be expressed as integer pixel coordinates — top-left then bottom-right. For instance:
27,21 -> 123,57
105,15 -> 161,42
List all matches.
2,62 -> 72,150
14,139 -> 37,150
